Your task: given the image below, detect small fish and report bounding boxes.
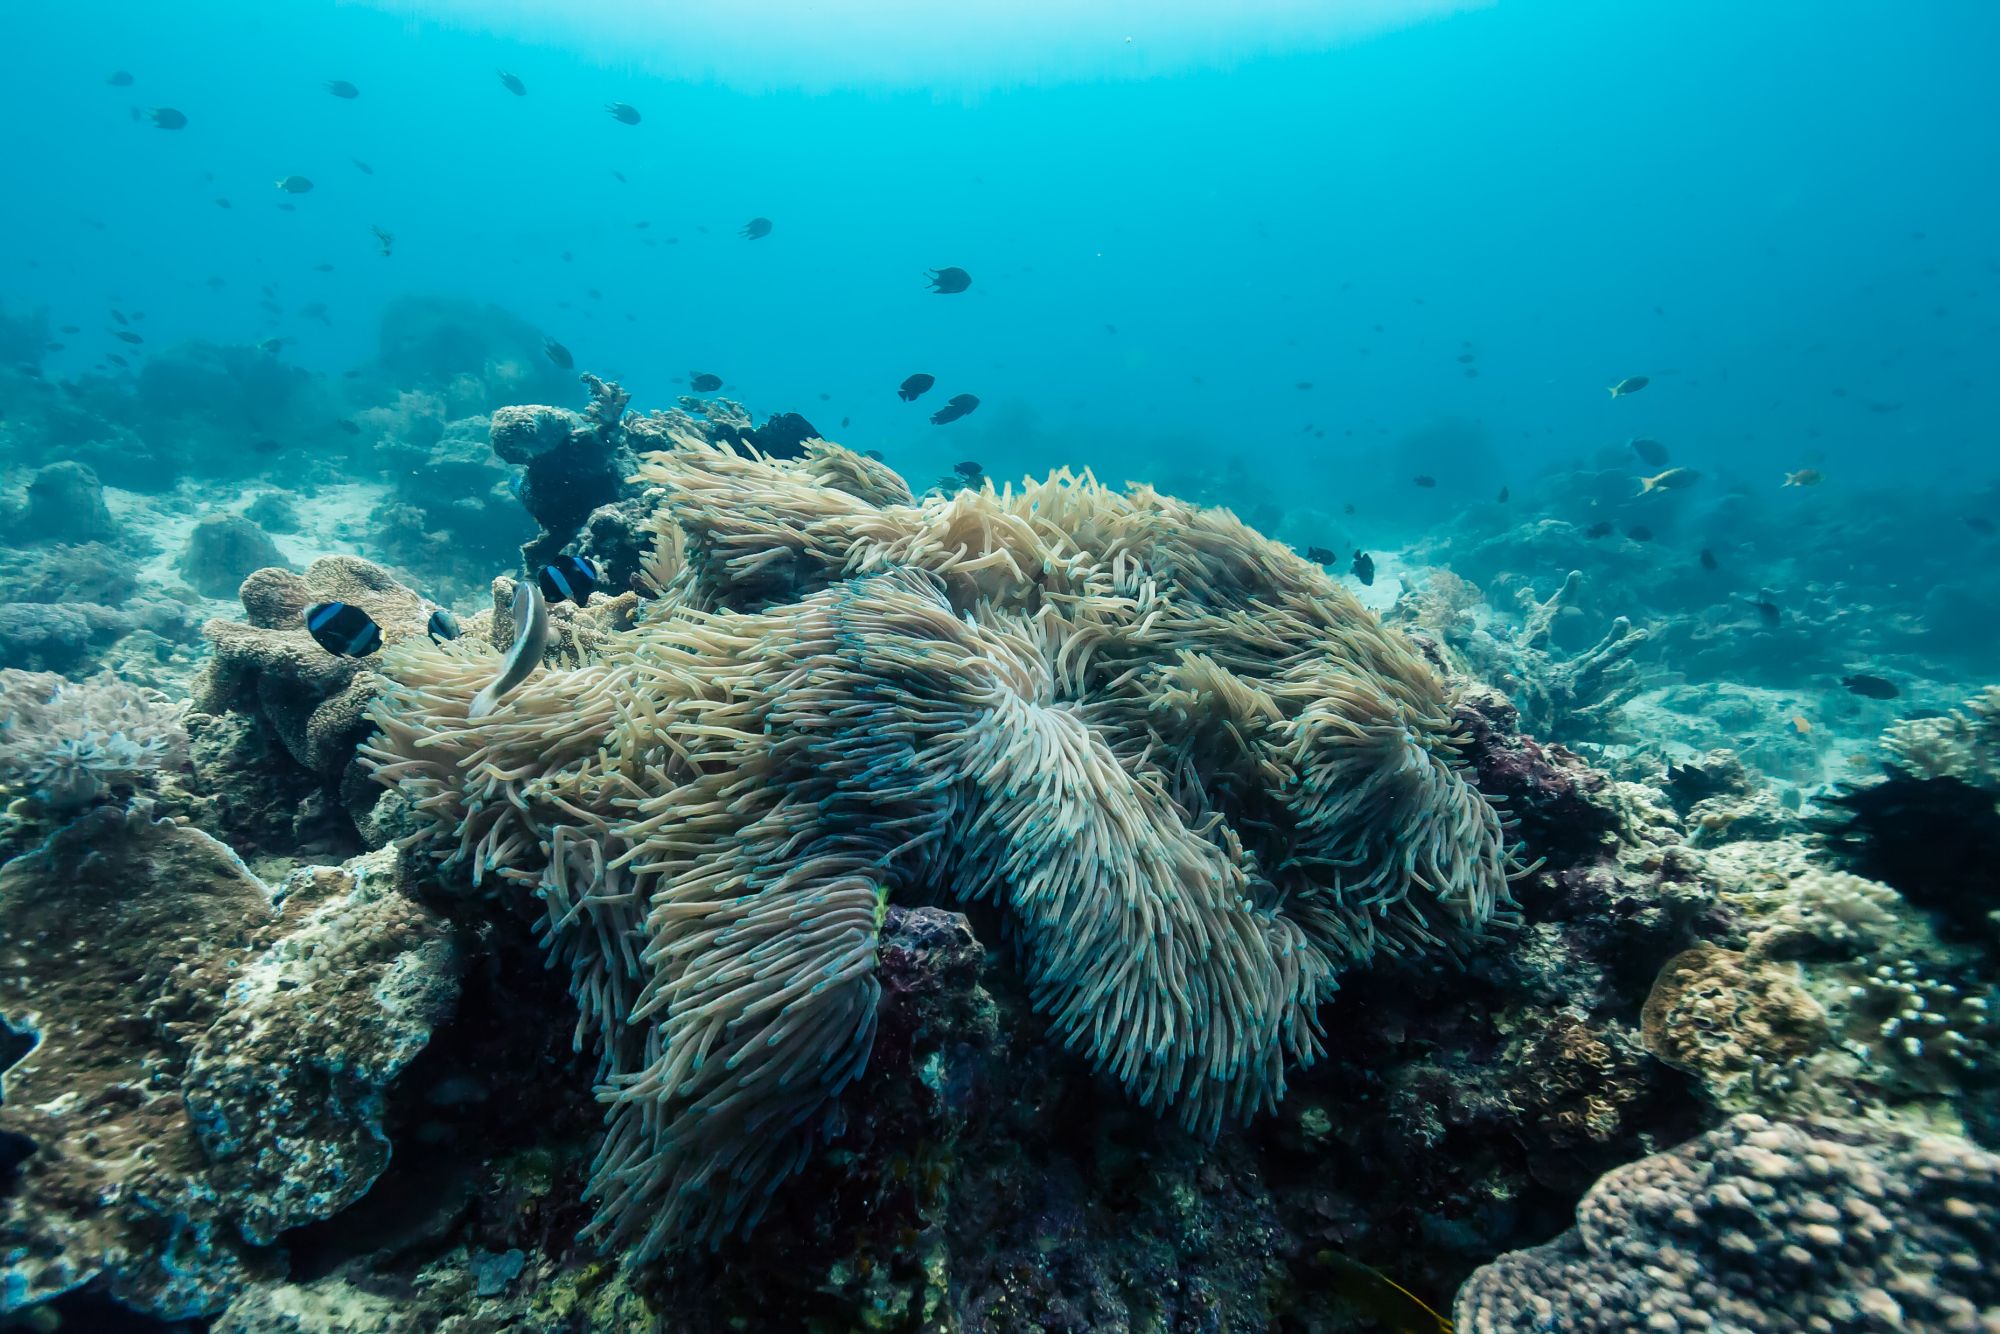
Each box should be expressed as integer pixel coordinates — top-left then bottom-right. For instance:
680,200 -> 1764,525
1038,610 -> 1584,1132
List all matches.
258,336 -> 290,353
537,554 -> 599,605
544,338 -> 574,369
1699,548 -> 1718,570
1343,503 -> 1356,515
45,342 -> 64,351
276,175 -> 314,194
336,418 -> 360,435
111,309 -> 128,325
1496,486 -> 1509,504
107,71 -> 135,86
898,373 -> 935,402
1586,521 -> 1614,539
214,196 -> 231,208
953,460 -> 984,479
1412,475 -> 1436,489
1636,467 -> 1699,496
250,438 -> 283,455
427,608 -> 462,644
351,157 -> 374,175
112,330 -> 143,344
146,107 -> 186,129
497,70 -> 526,96
740,216 -> 772,240
927,267 -> 972,294
930,393 -> 979,425
1304,546 -> 1336,565
1351,550 -> 1376,586
324,79 -> 360,99
1295,381 -> 1314,391
1968,516 -> 1997,535
689,371 -> 723,392
1782,469 -> 1823,487
59,325 -> 80,334
304,601 -> 383,657
1625,524 -> 1654,542
612,170 -> 627,183
1749,596 -> 1781,626
105,352 -> 129,368
1791,715 -> 1812,734
373,225 -> 394,257
469,580 -> 550,719
1629,437 -> 1670,466
1840,673 -> 1899,700
606,102 -> 641,125
1607,375 -> 1650,397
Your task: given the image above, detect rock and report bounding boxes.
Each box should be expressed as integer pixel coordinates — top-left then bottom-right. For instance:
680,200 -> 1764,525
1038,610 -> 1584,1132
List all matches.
179,514 -> 290,600
21,461 -> 119,545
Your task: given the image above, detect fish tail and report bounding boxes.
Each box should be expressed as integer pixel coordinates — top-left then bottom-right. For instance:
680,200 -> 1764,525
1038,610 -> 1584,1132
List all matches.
1607,385 -> 1619,397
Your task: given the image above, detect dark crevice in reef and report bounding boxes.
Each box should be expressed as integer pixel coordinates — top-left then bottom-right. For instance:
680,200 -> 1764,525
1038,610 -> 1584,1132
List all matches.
274,901 -> 595,1287
44,1289 -> 206,1333
1820,773 -> 2000,949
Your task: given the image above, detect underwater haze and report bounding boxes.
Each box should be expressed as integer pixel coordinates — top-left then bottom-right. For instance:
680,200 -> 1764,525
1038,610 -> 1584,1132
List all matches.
3,2 -> 2000,1331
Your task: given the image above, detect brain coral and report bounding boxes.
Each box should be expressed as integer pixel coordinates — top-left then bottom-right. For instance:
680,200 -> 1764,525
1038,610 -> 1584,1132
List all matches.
1455,1113 -> 2000,1332
364,437 -> 1516,1258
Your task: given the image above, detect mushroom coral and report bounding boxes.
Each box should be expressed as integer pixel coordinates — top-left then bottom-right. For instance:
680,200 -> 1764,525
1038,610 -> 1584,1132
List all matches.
363,436 -> 1516,1258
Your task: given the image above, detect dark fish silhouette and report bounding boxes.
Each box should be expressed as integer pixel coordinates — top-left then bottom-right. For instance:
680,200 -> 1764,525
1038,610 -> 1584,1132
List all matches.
1841,673 -> 1899,700
250,438 -> 284,455
498,71 -> 526,96
606,102 -> 641,125
1350,550 -> 1376,586
325,80 -> 360,99
336,419 -> 361,435
930,393 -> 979,425
689,372 -> 722,392
898,373 -> 934,402
351,157 -> 374,175
953,460 -> 983,479
1412,475 -> 1436,489
428,609 -> 463,644
106,353 -> 130,367
1608,375 -> 1650,397
1748,595 -> 1781,626
112,330 -> 144,344
304,601 -> 382,657
1586,521 -> 1614,539
107,71 -> 134,87
214,197 -> 231,208
1968,516 -> 1996,535
110,309 -> 128,325
146,107 -> 187,130
544,338 -> 573,369
1699,548 -> 1718,570
1305,546 -> 1336,565
1629,437 -> 1670,466
927,267 -> 972,294
538,554 -> 599,606
740,217 -> 772,240
373,225 -> 394,257
1625,524 -> 1654,541
1496,486 -> 1509,504
276,175 -> 314,194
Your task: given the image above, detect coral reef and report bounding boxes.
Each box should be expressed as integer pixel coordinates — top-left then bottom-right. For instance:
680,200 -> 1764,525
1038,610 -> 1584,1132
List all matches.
179,513 -> 291,600
490,375 -> 638,571
0,668 -> 186,813
1455,1113 -> 2000,1332
0,811 -> 457,1319
365,436 -> 1514,1258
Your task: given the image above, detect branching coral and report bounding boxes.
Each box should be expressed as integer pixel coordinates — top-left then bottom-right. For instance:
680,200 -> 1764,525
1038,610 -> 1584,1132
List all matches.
0,668 -> 187,810
363,437 -> 1515,1258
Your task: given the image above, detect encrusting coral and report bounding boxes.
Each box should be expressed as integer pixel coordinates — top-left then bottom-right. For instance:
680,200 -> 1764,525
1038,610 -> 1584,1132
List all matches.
363,435 -> 1517,1259
1454,1113 -> 2000,1332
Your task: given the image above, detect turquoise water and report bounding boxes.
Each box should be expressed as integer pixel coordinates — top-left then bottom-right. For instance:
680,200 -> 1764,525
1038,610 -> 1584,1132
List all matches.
8,1 -> 1996,519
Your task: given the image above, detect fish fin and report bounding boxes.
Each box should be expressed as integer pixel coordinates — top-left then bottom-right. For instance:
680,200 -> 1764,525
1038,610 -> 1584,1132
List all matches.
467,686 -> 497,720
1607,385 -> 1618,396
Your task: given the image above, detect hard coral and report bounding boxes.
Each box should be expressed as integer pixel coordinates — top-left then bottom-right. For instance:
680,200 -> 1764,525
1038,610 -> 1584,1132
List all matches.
365,436 -> 1515,1260
0,812 -> 456,1319
1641,943 -> 1827,1111
1455,1113 -> 2000,1332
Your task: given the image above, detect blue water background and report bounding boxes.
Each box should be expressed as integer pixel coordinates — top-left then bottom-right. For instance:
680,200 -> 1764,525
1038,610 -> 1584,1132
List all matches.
4,1 -> 1997,540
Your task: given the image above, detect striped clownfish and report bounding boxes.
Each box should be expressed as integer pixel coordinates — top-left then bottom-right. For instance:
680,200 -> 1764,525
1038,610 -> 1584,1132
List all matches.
303,601 -> 382,658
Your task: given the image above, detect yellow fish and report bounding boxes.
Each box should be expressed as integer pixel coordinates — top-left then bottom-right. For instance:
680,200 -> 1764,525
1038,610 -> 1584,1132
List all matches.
1791,715 -> 1812,734
1636,467 -> 1700,496
1783,469 -> 1823,487
1317,1249 -> 1455,1333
